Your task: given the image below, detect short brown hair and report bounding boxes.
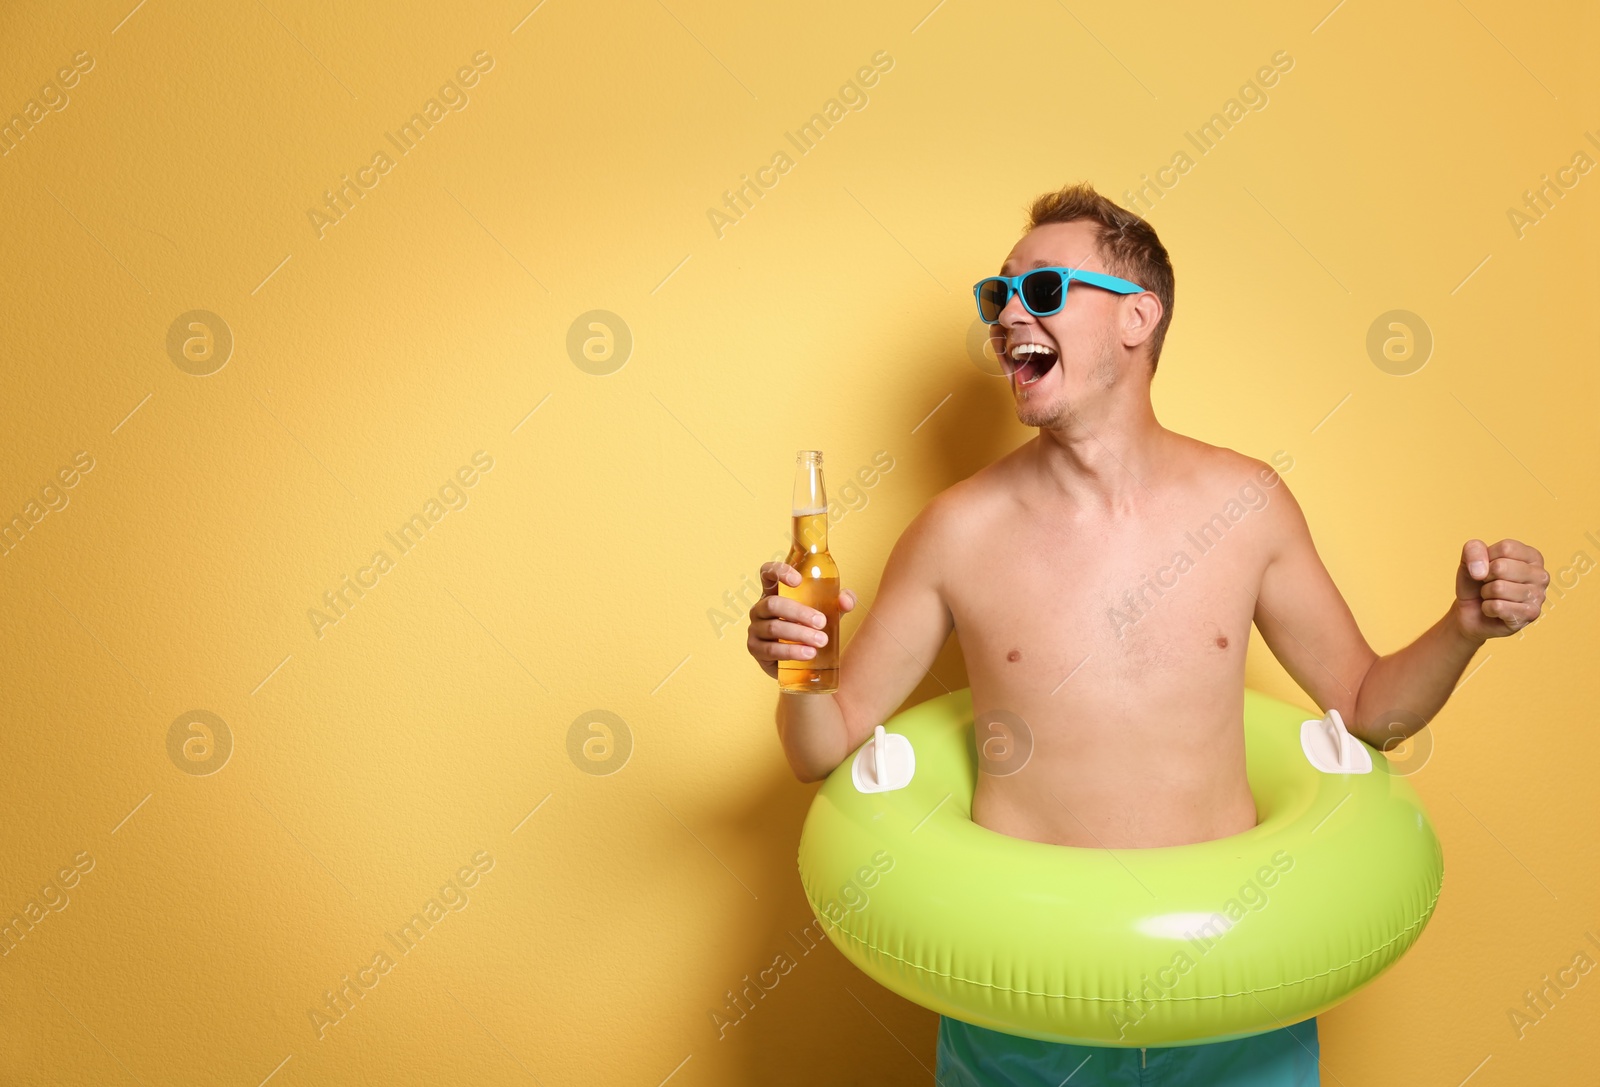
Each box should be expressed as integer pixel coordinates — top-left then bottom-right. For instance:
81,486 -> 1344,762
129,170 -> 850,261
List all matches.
1024,182 -> 1175,371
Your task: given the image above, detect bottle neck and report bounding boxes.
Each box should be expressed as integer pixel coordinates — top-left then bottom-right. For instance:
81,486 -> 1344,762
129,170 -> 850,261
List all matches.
792,510 -> 828,555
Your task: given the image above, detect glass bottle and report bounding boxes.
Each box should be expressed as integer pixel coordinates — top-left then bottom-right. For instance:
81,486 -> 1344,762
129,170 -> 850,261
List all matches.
778,450 -> 840,694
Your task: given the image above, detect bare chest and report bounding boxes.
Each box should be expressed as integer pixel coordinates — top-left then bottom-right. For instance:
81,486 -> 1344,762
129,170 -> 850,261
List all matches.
944,501 -> 1269,691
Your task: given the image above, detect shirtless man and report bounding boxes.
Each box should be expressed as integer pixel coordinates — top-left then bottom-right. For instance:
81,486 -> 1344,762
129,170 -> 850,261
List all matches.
746,182 -> 1547,1085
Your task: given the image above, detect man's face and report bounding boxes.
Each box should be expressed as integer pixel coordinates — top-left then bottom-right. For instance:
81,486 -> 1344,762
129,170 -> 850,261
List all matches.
989,220 -> 1126,427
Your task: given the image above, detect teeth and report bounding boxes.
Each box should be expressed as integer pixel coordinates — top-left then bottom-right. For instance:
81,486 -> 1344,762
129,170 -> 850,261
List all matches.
1009,342 -> 1054,361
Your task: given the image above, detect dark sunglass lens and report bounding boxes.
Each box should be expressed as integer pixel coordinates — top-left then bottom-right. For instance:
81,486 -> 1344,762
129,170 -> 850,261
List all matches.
978,280 -> 1009,322
1021,270 -> 1064,315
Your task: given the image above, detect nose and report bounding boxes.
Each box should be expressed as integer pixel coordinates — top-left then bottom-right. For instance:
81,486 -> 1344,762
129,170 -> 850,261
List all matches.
996,289 -> 1035,337
1001,284 -> 1029,315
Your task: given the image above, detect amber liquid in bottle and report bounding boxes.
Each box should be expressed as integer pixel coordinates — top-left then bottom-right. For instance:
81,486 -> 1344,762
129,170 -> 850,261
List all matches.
778,452 -> 840,694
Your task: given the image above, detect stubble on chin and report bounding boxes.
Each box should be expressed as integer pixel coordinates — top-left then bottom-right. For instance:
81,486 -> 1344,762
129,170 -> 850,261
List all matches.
1016,388 -> 1068,429
1020,334 -> 1115,427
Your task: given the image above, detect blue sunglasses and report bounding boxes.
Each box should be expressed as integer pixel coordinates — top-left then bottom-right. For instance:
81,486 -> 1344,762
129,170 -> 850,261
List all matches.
973,266 -> 1146,323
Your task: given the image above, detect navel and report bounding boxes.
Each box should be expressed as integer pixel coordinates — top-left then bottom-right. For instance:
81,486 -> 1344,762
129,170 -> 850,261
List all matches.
1006,649 -> 1022,662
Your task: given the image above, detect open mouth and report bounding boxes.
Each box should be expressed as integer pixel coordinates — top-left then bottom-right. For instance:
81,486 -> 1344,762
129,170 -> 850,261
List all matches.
1008,342 -> 1059,387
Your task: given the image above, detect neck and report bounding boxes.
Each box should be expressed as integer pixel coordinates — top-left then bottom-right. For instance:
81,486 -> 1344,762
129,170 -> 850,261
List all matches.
1031,386 -> 1167,514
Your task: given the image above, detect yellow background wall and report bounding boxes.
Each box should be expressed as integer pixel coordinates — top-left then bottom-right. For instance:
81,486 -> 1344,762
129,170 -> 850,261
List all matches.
1,0 -> 1595,1083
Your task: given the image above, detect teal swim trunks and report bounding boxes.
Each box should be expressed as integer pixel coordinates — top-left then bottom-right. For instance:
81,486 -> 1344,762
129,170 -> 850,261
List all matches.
936,1016 -> 1319,1086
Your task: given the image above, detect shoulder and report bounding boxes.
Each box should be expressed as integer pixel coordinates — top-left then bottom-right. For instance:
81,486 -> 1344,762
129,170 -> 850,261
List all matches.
1170,439 -> 1309,553
1177,438 -> 1300,508
1209,447 -> 1311,566
892,451 -> 1017,568
926,448 -> 1024,539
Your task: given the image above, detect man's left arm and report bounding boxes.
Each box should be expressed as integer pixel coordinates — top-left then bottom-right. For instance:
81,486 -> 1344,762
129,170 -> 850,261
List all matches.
1250,466 -> 1547,749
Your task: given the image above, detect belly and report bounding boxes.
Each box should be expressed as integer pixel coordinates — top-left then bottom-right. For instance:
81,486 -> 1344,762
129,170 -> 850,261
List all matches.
970,737 -> 1259,850
951,563 -> 1261,848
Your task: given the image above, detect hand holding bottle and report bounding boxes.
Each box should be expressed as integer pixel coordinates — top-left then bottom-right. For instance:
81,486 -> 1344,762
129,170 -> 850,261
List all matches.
744,449 -> 856,691
747,561 -> 857,682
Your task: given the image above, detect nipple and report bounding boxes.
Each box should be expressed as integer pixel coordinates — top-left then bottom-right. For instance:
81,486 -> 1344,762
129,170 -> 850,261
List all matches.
1006,649 -> 1022,662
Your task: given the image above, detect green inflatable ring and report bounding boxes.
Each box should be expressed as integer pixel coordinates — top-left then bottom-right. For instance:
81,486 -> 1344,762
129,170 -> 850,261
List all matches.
796,686 -> 1444,1046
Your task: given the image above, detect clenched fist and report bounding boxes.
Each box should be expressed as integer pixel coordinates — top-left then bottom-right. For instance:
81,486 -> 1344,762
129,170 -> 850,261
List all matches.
1455,538 -> 1547,640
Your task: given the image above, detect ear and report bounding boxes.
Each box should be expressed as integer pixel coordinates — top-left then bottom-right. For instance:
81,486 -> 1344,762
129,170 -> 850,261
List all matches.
1119,292 -> 1163,353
